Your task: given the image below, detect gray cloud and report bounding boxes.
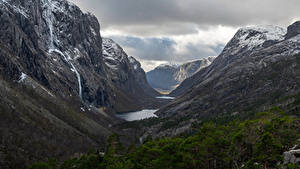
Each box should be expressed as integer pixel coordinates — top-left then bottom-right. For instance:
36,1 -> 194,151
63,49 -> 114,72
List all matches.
110,36 -> 175,61
109,35 -> 222,71
70,0 -> 300,36
109,36 -> 222,62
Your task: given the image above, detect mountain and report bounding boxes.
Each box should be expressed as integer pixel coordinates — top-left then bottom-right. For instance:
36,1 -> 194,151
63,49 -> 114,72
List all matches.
144,23 -> 300,138
146,57 -> 216,92
102,38 -> 160,112
0,0 -> 157,168
170,26 -> 287,97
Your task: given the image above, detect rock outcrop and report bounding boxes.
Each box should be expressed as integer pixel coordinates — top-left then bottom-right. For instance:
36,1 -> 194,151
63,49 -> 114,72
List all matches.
284,141 -> 300,165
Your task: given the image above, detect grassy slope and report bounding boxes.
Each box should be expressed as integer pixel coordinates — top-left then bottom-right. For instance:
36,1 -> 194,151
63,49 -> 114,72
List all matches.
0,77 -> 113,169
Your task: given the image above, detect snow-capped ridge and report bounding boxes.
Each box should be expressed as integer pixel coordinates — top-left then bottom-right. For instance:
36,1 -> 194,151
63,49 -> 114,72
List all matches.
239,25 -> 286,41
157,63 -> 180,69
223,25 -> 286,55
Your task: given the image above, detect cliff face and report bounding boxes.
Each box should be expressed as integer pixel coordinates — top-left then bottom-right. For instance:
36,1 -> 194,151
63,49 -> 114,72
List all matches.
0,0 -> 158,168
0,0 -> 158,112
0,0 -> 113,107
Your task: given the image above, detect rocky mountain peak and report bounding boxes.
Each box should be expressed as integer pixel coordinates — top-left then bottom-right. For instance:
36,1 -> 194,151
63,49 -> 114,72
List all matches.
285,21 -> 300,39
222,25 -> 286,55
102,38 -> 142,74
102,38 -> 127,70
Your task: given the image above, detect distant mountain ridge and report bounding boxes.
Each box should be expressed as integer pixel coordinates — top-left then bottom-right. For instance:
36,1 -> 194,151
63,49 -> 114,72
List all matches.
146,56 -> 216,92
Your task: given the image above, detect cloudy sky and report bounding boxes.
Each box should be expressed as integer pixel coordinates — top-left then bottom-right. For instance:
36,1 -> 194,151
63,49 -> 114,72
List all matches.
69,0 -> 300,71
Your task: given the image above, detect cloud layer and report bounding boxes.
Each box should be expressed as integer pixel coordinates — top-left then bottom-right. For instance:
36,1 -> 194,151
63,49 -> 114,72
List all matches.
69,0 -> 300,71
70,0 -> 300,35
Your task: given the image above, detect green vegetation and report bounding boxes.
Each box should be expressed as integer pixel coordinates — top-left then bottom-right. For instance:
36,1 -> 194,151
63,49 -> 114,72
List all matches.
29,109 -> 300,169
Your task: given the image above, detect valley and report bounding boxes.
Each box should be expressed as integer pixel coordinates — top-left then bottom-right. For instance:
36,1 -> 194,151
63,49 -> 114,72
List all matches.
0,0 -> 299,168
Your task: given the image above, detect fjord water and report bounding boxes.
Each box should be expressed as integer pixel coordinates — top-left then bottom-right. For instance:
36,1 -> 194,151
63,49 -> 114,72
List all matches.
116,109 -> 158,121
156,96 -> 175,99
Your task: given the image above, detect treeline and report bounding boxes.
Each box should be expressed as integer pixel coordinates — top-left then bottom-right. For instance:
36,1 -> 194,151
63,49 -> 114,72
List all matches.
29,108 -> 300,169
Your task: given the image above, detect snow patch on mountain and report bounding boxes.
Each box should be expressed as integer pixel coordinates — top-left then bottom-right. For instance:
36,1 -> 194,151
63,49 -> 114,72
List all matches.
18,72 -> 27,83
239,26 -> 286,47
223,25 -> 287,55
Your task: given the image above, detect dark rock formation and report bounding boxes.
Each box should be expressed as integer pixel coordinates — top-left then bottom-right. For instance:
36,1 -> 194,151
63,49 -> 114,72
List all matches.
284,142 -> 300,165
